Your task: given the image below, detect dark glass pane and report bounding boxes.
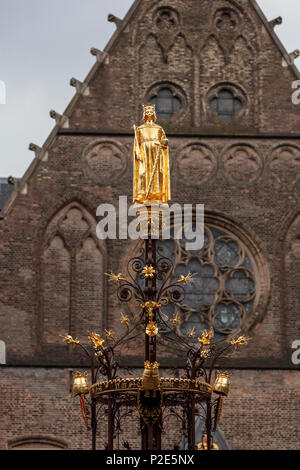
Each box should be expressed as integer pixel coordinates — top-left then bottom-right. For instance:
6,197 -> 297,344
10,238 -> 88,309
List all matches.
214,303 -> 240,331
173,97 -> 181,112
234,98 -> 242,113
209,89 -> 243,121
180,314 -> 209,339
214,240 -> 239,267
173,260 -> 219,310
218,97 -> 234,115
225,270 -> 254,301
210,98 -> 218,113
157,97 -> 173,113
150,88 -> 182,120
219,90 -> 233,100
158,88 -> 173,98
159,113 -> 172,120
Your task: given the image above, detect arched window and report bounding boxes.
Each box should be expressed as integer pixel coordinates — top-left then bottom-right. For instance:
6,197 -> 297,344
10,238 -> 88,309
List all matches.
41,202 -> 106,344
209,89 -> 243,121
8,436 -> 67,450
0,340 -> 5,364
150,88 -> 182,120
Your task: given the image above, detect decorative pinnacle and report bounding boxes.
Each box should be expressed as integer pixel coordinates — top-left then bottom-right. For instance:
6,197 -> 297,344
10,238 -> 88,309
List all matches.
289,50 -> 300,63
107,14 -> 122,29
70,77 -> 90,96
90,48 -> 108,63
269,16 -> 282,29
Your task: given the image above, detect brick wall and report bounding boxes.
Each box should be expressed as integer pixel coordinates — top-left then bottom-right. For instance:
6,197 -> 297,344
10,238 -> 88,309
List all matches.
0,0 -> 299,449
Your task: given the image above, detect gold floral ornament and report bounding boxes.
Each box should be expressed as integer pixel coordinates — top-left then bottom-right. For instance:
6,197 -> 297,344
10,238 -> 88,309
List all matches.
105,272 -> 126,283
200,349 -> 210,359
171,311 -> 181,327
62,334 -> 80,347
141,300 -> 161,320
198,329 -> 214,347
146,321 -> 158,337
230,336 -> 250,350
88,332 -> 105,349
177,272 -> 197,286
142,265 -> 156,278
120,313 -> 130,327
105,329 -> 116,341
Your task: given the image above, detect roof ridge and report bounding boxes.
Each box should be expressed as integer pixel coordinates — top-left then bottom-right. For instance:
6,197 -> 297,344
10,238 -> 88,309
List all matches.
1,0 -> 143,218
250,0 -> 300,79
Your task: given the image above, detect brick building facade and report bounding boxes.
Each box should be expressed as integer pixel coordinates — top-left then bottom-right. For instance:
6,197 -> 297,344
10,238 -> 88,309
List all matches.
0,0 -> 299,450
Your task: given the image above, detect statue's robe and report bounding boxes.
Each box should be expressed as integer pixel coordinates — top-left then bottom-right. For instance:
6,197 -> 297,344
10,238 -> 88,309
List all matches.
133,122 -> 170,204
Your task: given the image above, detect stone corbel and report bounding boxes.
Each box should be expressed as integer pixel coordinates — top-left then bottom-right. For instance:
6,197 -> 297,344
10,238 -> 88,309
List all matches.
288,49 -> 300,64
7,176 -> 20,191
29,143 -> 48,162
90,48 -> 109,64
70,77 -> 90,96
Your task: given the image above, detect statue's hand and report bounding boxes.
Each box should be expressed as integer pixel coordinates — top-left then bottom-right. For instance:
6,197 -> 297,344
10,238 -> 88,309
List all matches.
162,138 -> 168,148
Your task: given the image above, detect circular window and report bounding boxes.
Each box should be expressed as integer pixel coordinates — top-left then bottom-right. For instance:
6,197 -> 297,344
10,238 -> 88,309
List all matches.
150,88 -> 182,120
207,85 -> 246,122
210,90 -> 243,121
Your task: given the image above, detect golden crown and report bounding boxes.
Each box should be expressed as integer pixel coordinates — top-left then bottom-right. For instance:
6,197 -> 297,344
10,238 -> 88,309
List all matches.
143,103 -> 156,111
144,360 -> 159,370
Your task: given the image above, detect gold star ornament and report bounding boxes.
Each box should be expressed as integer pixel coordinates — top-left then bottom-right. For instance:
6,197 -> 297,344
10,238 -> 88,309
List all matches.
120,313 -> 130,327
171,311 -> 181,327
142,265 -> 156,278
105,329 -> 116,341
188,327 -> 196,338
105,272 -> 126,283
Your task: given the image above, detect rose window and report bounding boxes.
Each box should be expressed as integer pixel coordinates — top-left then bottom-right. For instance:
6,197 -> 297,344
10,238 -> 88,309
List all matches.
156,224 -> 257,341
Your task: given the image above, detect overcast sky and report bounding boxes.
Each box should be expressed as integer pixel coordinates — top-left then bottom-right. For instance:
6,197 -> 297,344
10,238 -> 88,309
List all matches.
0,0 -> 299,177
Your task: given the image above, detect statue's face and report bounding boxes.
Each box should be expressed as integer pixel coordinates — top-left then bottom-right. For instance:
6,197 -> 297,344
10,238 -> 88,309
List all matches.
143,106 -> 156,122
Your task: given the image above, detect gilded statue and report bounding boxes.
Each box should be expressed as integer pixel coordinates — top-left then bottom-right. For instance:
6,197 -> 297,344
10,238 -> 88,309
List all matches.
133,104 -> 171,205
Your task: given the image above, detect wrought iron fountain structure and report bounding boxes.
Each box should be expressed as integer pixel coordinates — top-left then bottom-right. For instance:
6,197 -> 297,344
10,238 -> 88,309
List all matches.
63,104 -> 249,451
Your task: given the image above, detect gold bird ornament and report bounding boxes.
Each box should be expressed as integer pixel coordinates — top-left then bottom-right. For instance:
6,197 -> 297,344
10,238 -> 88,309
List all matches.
62,334 -> 80,347
177,272 -> 197,286
230,336 -> 250,350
